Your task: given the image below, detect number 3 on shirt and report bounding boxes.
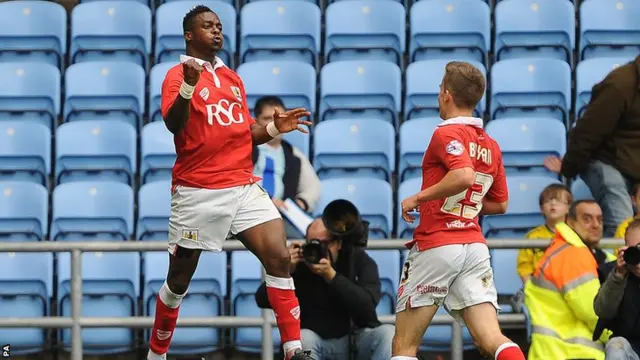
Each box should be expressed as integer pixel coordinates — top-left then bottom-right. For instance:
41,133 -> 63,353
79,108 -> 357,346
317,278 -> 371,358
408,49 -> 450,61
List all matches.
441,172 -> 494,219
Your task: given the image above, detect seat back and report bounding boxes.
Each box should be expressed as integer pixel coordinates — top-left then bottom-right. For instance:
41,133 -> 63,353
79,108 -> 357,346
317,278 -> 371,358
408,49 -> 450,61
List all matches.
140,121 -> 176,184
0,121 -> 51,186
491,249 -> 522,298
580,0 -> 640,59
148,62 -> 178,123
137,181 -> 171,240
366,250 -> 400,315
0,181 -> 48,241
570,178 -> 594,201
398,117 -> 440,181
0,252 -> 52,299
575,57 -> 632,118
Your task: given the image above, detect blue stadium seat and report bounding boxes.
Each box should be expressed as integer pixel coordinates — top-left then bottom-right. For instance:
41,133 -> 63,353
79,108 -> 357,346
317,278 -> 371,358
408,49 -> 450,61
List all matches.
325,0 -> 405,64
144,251 -> 227,353
0,252 -> 53,355
238,61 -> 316,116
155,1 -> 235,66
162,0 -> 233,5
55,120 -> 137,185
491,249 -> 522,312
485,117 -> 566,175
241,1 -> 321,65
366,250 -> 401,315
483,175 -> 561,238
141,121 -> 176,184
0,62 -> 60,129
398,118 -> 441,182
405,60 -> 486,120
313,119 -> 395,182
51,181 -> 134,241
314,178 -> 393,239
231,251 -> 280,353
64,61 -> 146,129
282,126 -> 310,159
397,177 -> 422,240
0,121 -> 51,186
70,1 -> 151,67
490,58 -> 571,123
571,178 -> 594,201
137,181 -> 171,240
421,306 -> 474,352
319,60 -> 401,124
580,0 -> 640,60
495,0 -> 575,63
149,62 -> 178,123
58,252 -> 140,354
575,57 -> 632,118
0,181 -> 48,242
409,0 -> 490,64
0,1 -> 67,68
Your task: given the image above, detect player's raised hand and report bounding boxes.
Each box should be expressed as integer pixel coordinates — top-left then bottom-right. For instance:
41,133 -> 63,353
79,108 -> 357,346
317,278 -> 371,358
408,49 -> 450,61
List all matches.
273,107 -> 312,134
401,195 -> 420,223
183,59 -> 204,86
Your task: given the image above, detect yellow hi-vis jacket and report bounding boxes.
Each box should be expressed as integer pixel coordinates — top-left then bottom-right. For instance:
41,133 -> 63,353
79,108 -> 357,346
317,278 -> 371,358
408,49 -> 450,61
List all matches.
524,223 -> 608,360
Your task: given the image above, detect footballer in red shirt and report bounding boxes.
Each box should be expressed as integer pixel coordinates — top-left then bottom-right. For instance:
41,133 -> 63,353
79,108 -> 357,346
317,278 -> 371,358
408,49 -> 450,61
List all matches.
147,6 -> 313,360
391,62 -> 525,360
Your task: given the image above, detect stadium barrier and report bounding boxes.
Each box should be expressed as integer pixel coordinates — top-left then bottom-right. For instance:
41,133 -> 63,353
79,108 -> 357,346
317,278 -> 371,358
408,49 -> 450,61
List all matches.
0,239 -> 624,360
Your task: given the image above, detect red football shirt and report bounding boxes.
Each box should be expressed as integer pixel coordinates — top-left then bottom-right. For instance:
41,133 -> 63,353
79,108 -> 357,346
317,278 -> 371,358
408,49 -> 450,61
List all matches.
408,117 -> 508,251
161,55 -> 260,190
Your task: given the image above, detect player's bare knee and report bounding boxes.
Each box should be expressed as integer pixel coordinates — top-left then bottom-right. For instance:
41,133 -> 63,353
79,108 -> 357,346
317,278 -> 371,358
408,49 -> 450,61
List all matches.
263,247 -> 291,277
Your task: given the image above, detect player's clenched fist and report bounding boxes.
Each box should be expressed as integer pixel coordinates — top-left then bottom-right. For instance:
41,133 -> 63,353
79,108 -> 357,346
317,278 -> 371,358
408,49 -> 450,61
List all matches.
183,59 -> 203,86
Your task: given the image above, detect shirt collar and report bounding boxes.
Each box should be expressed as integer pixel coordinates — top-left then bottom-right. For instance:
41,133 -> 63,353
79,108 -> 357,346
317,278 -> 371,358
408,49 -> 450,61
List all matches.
437,116 -> 484,128
179,54 -> 226,72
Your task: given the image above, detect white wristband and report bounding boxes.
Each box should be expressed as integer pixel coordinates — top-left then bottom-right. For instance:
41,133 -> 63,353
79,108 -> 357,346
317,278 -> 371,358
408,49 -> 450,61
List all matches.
179,82 -> 195,99
266,121 -> 281,138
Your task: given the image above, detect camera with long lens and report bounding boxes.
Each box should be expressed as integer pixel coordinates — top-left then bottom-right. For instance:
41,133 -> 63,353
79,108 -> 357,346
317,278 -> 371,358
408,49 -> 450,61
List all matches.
623,244 -> 640,266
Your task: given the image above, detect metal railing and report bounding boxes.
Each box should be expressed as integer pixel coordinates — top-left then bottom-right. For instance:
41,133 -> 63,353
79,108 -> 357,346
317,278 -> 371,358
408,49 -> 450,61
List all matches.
0,238 -> 624,360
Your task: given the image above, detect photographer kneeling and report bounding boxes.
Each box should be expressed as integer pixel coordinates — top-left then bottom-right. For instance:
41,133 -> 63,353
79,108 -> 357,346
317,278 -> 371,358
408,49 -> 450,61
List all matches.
255,200 -> 395,360
594,218 -> 640,359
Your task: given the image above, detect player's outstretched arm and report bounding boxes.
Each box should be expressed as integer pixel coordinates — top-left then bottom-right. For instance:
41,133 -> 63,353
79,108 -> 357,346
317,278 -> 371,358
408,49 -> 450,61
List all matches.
250,107 -> 312,145
164,60 -> 203,134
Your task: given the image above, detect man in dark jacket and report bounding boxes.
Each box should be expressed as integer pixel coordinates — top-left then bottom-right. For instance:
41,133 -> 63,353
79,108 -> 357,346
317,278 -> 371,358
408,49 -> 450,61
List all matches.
545,56 -> 640,237
255,218 -> 395,360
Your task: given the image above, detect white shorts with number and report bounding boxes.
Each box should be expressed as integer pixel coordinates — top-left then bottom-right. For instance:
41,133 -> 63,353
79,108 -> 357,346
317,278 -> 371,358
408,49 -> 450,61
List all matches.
167,183 -> 281,254
396,243 -> 500,326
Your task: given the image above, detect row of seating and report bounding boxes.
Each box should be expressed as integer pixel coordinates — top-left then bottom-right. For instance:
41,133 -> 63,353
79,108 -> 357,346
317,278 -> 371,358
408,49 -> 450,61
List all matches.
2,0 -> 637,69
0,57 -> 629,130
0,248 -> 525,355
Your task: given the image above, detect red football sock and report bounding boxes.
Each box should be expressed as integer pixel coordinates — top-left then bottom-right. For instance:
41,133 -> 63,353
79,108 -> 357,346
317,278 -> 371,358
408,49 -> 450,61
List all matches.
149,282 -> 185,355
495,342 -> 526,360
265,275 -> 302,353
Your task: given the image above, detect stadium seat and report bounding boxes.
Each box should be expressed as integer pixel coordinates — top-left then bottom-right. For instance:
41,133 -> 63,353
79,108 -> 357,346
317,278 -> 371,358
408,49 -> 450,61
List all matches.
141,121 -> 176,184
51,181 -> 134,241
162,0 -> 233,5
0,121 -> 51,186
575,57 -> 632,118
405,60 -> 486,120
421,306 -> 474,352
238,61 -> 316,116
0,181 -> 48,242
325,0 -> 405,65
149,62 -> 179,123
580,0 -> 640,60
55,120 -> 137,185
314,178 -> 393,239
366,250 -> 401,315
483,175 -> 561,238
282,126 -> 310,159
137,181 -> 171,240
313,119 -> 395,182
0,62 -> 60,130
485,117 -> 566,175
0,252 -> 53,355
398,117 -> 441,182
0,1 -> 67,68
144,251 -> 227,353
319,60 -> 401,124
70,1 -> 151,67
494,0 -> 575,63
491,249 -> 522,312
58,252 -> 140,354
240,1 -> 321,65
231,251 -> 280,353
155,1 -> 235,66
571,178 -> 594,201
409,0 -> 490,64
490,58 -> 571,123
64,61 -> 146,129
397,177 -> 422,239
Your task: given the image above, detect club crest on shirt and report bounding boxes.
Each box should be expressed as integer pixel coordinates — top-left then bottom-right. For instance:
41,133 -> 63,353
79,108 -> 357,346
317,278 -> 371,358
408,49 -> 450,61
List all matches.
230,86 -> 242,101
445,140 -> 465,156
199,87 -> 210,101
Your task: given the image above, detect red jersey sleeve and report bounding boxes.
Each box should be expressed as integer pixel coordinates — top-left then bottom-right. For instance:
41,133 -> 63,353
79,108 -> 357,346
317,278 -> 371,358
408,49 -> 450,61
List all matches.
486,155 -> 509,203
235,74 -> 256,126
160,66 -> 184,121
431,128 -> 474,170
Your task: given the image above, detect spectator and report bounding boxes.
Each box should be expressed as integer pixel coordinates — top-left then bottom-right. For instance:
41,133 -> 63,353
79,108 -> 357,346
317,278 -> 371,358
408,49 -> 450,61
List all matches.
524,200 -> 613,360
544,56 -> 640,237
614,183 -> 640,239
252,95 -> 321,213
517,184 -> 572,284
593,218 -> 640,360
255,218 -> 395,360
